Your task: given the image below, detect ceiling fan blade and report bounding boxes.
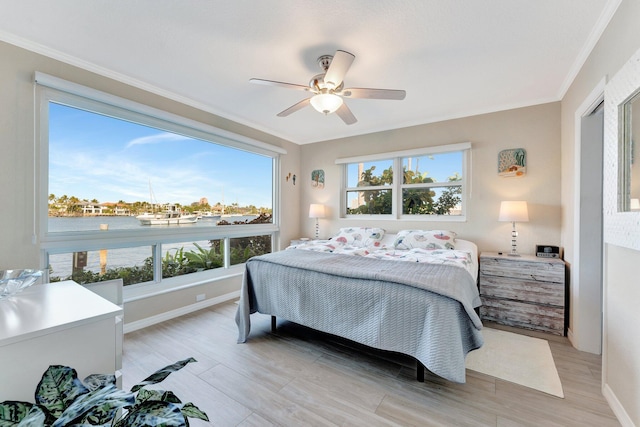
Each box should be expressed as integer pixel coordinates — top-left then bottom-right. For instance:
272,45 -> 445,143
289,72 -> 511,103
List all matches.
335,102 -> 357,125
324,50 -> 355,89
250,78 -> 313,92
340,87 -> 406,100
277,98 -> 311,117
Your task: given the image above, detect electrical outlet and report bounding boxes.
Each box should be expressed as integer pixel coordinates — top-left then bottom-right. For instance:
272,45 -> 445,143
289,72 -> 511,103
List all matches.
196,293 -> 206,302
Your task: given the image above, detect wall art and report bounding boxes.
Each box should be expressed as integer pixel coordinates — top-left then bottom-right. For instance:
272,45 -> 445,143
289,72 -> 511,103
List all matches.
285,172 -> 296,185
311,169 -> 325,189
498,148 -> 527,177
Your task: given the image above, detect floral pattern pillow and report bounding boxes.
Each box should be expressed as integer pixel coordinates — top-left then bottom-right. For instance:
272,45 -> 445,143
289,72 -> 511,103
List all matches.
393,230 -> 457,250
330,227 -> 385,247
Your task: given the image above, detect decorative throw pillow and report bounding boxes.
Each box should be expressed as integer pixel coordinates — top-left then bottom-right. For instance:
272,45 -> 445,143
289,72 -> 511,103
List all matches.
393,230 -> 456,250
330,227 -> 385,247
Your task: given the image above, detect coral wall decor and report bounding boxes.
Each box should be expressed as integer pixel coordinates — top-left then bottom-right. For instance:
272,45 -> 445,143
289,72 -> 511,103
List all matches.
498,148 -> 526,177
311,169 -> 325,189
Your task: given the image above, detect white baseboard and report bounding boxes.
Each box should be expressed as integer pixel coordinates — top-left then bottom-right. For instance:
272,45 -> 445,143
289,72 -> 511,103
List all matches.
567,327 -> 575,347
123,290 -> 240,334
603,383 -> 636,427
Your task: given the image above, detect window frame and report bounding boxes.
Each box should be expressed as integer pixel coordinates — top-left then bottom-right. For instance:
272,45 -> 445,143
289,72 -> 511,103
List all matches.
337,143 -> 471,221
35,72 -> 284,298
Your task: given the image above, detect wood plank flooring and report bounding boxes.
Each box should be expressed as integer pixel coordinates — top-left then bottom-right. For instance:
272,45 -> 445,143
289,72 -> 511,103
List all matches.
121,301 -> 620,426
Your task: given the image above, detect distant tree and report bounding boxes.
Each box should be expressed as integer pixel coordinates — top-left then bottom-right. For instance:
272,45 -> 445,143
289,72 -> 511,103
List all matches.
348,165 -> 461,215
432,186 -> 462,215
67,196 -> 81,214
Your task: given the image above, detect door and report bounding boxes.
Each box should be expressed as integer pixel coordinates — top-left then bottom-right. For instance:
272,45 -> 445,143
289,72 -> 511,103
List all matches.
578,101 -> 604,354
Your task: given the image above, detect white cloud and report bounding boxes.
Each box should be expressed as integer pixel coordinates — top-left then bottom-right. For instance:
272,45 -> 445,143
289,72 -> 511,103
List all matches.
126,132 -> 190,148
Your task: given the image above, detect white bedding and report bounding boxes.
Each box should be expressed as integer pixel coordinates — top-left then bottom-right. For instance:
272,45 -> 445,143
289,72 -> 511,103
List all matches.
287,234 -> 479,282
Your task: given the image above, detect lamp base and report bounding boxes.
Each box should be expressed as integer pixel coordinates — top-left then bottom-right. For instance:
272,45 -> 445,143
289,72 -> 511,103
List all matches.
508,222 -> 521,257
314,218 -> 319,240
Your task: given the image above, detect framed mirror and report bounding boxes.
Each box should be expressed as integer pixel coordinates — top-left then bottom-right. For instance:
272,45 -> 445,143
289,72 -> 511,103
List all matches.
620,88 -> 640,211
604,47 -> 640,251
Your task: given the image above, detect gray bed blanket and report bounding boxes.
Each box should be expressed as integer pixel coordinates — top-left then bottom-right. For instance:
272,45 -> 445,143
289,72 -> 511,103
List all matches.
235,249 -> 484,383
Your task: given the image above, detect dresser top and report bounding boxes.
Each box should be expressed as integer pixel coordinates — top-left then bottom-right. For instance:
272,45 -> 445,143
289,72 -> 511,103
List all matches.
481,252 -> 565,265
0,280 -> 122,346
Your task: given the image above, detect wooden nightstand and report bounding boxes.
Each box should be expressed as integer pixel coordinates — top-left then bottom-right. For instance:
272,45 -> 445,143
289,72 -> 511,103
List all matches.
479,252 -> 566,335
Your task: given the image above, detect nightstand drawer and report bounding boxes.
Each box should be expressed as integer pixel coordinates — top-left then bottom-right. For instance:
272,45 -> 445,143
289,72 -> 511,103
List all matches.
480,298 -> 565,335
480,257 -> 564,283
479,274 -> 564,306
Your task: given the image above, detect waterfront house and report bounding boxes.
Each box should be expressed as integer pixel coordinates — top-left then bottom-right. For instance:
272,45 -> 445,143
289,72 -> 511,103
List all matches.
79,202 -> 104,216
1,2 -> 639,425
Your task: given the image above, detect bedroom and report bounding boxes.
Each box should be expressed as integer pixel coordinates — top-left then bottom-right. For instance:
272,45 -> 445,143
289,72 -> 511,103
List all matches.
0,1 -> 639,426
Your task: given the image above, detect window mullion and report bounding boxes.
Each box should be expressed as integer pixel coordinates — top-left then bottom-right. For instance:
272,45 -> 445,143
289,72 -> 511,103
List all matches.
394,157 -> 402,218
344,185 -> 390,191
223,237 -> 231,269
153,244 -> 162,283
402,181 -> 462,189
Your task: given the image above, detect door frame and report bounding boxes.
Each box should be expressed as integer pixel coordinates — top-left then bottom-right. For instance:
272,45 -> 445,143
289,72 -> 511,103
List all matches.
570,77 -> 606,354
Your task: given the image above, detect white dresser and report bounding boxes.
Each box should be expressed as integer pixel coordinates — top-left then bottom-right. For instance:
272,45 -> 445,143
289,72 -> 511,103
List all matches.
0,280 -> 123,401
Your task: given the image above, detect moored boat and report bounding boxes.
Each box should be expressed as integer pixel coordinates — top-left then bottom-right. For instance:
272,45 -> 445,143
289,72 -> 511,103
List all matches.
198,211 -> 221,220
137,205 -> 198,225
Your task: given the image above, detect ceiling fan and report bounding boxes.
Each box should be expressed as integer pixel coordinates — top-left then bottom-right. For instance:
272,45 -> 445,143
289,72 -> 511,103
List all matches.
250,50 -> 406,125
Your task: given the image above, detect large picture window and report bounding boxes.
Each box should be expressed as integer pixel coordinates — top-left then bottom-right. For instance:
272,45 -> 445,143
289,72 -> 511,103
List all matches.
36,73 -> 283,294
338,143 -> 470,220
47,103 -> 273,233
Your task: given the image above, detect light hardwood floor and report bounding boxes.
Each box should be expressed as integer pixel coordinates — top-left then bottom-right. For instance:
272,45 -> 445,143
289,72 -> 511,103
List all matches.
122,301 -> 620,426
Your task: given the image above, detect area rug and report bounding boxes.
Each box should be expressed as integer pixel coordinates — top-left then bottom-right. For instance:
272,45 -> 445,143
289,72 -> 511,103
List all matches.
466,328 -> 564,398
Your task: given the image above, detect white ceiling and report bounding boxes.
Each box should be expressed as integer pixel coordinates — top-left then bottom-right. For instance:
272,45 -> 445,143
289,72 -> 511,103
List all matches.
0,1 -> 618,144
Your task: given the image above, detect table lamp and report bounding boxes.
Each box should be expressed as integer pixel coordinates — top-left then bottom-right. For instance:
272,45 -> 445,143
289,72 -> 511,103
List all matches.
499,201 -> 529,256
309,204 -> 326,240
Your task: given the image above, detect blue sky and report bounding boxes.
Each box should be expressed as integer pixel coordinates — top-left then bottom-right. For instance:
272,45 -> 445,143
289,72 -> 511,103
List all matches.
48,103 -> 273,208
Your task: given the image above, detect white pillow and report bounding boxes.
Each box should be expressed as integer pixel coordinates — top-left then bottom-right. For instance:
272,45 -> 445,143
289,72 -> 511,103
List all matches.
394,230 -> 456,250
330,227 -> 386,247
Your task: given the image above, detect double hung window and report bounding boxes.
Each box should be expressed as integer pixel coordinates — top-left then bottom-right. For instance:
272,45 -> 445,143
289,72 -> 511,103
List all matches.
338,143 -> 470,220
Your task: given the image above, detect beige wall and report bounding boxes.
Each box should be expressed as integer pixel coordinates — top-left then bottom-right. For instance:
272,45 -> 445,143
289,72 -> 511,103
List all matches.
604,244 -> 640,426
300,103 -> 562,255
124,274 -> 240,324
0,40 -> 300,321
560,0 -> 640,425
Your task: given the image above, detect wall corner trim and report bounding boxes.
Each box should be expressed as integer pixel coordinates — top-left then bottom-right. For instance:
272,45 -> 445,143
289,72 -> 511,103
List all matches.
602,383 -> 635,427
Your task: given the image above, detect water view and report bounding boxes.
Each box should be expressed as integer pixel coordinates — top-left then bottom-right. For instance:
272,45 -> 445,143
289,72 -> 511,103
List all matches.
48,215 -> 259,279
46,102 -> 274,284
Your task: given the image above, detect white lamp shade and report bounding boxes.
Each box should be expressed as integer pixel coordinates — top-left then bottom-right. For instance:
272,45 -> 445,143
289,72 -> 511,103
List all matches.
499,201 -> 529,222
309,204 -> 326,218
310,94 -> 343,114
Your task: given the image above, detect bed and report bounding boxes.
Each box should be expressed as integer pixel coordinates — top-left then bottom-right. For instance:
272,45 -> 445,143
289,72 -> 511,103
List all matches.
235,228 -> 484,383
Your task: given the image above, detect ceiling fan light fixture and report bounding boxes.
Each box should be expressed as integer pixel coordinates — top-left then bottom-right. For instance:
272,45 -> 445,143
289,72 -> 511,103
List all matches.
250,49 -> 404,124
310,93 -> 343,115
